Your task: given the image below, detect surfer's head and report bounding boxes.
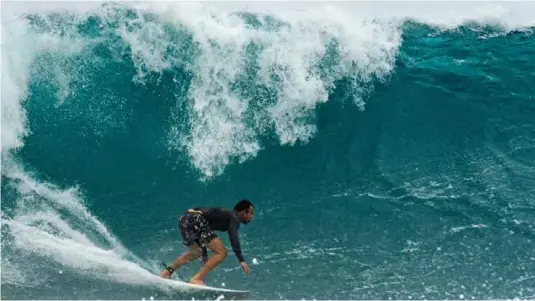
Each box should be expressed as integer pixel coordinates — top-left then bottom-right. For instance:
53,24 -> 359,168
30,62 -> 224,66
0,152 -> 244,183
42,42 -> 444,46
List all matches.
234,199 -> 254,224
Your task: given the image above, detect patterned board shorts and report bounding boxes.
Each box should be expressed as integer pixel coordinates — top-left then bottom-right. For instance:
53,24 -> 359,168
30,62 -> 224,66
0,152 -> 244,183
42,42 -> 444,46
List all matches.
178,212 -> 217,247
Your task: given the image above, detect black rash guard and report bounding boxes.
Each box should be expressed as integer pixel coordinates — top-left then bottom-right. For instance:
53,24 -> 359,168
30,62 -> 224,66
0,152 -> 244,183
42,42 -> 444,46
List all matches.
193,207 -> 245,263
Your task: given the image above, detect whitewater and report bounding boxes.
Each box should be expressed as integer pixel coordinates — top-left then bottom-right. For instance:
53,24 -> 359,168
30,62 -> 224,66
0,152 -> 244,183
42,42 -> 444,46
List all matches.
2,1 -> 535,299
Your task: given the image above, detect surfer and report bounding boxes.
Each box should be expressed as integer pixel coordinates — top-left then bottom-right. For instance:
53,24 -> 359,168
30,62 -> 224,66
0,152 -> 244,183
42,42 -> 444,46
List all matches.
159,199 -> 254,286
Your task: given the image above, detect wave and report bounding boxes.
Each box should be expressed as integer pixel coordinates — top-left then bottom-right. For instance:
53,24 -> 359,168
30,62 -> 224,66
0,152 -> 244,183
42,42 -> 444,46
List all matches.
3,1 -> 534,177
2,1 -> 535,299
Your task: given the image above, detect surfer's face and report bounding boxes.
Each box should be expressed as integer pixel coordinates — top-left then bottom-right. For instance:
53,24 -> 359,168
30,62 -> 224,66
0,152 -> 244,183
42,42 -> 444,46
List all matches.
239,206 -> 254,224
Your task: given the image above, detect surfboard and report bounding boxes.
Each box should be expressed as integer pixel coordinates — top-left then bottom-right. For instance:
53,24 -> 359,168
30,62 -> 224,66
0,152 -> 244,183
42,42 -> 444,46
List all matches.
164,277 -> 249,294
157,277 -> 250,300
156,262 -> 250,299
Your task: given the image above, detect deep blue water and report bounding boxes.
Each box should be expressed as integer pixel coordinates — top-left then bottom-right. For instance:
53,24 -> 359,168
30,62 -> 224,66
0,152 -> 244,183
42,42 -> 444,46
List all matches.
2,2 -> 535,300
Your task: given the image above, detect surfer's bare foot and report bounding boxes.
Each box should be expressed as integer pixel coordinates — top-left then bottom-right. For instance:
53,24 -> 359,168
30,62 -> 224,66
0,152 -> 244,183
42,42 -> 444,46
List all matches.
189,278 -> 206,286
159,270 -> 172,279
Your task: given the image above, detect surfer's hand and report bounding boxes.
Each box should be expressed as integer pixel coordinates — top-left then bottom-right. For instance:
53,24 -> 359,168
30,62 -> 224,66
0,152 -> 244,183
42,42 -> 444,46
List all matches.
240,262 -> 251,274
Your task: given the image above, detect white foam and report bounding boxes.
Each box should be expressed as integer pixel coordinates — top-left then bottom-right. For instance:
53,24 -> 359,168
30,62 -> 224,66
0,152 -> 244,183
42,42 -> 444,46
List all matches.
139,2 -> 401,177
1,3 -> 92,155
2,16 -> 33,155
1,162 -> 212,295
1,160 -> 159,288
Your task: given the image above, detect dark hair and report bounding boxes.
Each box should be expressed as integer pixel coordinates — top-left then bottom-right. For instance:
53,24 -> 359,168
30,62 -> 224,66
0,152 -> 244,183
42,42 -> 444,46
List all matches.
234,199 -> 253,212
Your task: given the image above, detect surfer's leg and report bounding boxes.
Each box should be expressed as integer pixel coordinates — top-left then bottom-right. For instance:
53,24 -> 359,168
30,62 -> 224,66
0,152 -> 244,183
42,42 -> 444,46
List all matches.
160,213 -> 202,278
189,237 -> 227,285
159,245 -> 201,279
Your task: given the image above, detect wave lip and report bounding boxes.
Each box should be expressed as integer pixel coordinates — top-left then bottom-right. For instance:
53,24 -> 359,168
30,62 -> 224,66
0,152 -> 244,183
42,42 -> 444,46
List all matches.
208,1 -> 535,30
155,2 -> 402,177
3,1 -> 399,178
2,1 -> 534,176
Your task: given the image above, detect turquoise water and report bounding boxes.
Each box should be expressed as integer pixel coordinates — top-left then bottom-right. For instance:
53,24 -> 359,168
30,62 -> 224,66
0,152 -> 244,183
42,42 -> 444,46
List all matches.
2,2 -> 535,300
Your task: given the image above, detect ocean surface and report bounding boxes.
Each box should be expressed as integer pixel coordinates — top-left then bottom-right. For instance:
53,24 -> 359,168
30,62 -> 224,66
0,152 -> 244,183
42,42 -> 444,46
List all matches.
2,1 -> 535,300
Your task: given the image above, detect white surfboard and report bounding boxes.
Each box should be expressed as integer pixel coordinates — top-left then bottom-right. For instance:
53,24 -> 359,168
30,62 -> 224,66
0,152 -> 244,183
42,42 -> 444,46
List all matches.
159,277 -> 250,300
164,277 -> 249,294
155,262 -> 250,299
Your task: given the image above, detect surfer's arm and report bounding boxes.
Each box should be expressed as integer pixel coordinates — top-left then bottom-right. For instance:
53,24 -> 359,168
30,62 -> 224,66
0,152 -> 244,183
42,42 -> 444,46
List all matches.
228,221 -> 245,263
